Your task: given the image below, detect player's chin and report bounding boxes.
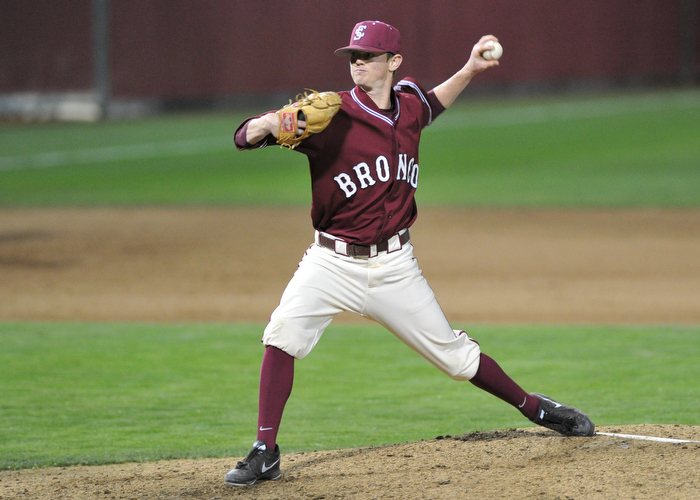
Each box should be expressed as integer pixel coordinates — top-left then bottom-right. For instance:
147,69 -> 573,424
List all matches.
351,72 -> 367,85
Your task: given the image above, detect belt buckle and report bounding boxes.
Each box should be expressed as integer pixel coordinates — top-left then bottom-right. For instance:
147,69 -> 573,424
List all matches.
387,232 -> 403,253
334,239 -> 349,256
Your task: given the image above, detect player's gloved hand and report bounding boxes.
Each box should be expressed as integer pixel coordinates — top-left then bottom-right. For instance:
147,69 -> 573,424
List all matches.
276,90 -> 342,149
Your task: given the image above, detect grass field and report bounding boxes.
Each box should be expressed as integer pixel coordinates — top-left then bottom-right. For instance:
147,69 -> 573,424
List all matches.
1,89 -> 699,207
1,88 -> 699,470
1,323 -> 698,470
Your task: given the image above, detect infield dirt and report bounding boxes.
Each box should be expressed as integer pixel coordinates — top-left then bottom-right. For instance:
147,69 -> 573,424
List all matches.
1,207 -> 699,499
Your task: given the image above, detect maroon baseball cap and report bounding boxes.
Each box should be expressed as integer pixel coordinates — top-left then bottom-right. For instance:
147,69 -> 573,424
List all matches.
335,21 -> 402,56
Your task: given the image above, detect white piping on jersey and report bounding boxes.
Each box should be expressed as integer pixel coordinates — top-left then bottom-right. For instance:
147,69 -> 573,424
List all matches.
394,79 -> 433,125
351,87 -> 400,126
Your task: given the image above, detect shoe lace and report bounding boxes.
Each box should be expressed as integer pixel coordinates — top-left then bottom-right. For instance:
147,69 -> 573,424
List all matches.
237,447 -> 262,468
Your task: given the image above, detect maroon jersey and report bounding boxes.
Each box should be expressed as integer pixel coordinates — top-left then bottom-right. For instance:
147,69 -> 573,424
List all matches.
235,77 -> 445,244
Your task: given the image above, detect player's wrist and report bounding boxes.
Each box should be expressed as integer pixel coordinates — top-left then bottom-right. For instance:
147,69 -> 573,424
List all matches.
246,113 -> 279,142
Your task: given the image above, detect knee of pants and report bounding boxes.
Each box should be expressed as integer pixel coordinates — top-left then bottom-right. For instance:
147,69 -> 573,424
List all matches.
442,331 -> 482,381
262,317 -> 326,360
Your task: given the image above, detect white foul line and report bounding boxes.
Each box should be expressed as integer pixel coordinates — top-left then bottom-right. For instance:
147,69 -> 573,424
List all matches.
0,136 -> 232,171
597,432 -> 700,444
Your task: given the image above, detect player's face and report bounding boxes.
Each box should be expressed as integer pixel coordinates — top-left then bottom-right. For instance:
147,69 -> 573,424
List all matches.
349,51 -> 398,90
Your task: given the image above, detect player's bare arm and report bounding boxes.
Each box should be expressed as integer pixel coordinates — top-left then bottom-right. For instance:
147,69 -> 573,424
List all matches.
244,113 -> 280,144
433,35 -> 500,109
244,112 -> 308,145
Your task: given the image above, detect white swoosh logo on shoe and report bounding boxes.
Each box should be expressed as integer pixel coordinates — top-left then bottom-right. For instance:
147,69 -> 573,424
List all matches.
542,396 -> 563,408
261,459 -> 280,473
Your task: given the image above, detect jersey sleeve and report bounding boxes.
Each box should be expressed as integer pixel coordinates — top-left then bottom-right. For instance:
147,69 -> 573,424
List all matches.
393,77 -> 446,128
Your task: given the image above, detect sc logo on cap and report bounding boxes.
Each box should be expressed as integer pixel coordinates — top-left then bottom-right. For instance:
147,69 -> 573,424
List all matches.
353,25 -> 367,41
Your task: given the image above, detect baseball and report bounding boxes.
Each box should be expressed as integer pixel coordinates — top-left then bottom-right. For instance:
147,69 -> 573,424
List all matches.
482,41 -> 503,61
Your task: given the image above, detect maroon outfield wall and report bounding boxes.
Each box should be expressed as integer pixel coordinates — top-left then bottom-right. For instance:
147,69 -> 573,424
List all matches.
1,0 -> 697,99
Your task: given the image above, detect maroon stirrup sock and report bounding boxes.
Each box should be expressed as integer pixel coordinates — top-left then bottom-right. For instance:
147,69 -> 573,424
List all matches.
256,346 -> 295,448
469,353 -> 539,420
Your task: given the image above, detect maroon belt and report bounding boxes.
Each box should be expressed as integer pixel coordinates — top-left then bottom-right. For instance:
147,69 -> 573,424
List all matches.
317,230 -> 410,258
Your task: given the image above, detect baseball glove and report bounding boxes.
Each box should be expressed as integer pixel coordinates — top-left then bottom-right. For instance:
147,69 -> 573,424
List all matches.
276,89 -> 342,149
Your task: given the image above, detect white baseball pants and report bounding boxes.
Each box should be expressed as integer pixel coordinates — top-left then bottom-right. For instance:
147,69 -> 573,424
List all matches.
262,234 -> 481,381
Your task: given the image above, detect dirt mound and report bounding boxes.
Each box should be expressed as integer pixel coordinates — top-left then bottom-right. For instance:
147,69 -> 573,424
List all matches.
2,425 -> 698,499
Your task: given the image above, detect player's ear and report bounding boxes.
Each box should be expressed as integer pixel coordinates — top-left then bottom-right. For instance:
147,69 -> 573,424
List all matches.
388,53 -> 402,72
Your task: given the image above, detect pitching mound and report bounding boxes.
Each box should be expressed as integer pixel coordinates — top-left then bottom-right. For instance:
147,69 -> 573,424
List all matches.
2,425 -> 699,499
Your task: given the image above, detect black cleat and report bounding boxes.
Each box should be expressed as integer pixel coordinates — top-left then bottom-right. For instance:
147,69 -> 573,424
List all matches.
225,440 -> 281,486
530,393 -> 595,437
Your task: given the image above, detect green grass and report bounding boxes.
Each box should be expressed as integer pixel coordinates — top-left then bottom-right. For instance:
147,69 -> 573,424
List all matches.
0,112 -> 311,206
420,91 -> 700,207
1,322 -> 697,470
1,89 -> 699,207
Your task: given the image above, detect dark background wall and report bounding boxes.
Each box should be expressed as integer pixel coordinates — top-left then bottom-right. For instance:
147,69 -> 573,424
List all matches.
1,0 -> 698,102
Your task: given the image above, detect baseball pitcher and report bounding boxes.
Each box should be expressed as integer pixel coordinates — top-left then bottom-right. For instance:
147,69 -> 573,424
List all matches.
226,20 -> 594,487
